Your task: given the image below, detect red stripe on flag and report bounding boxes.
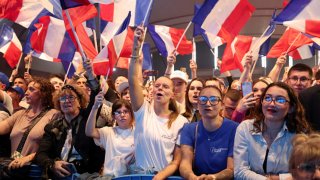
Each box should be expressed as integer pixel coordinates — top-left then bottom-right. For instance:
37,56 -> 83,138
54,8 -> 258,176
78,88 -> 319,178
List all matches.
100,3 -> 114,22
3,43 -> 21,68
116,57 -> 129,69
74,24 -> 98,59
218,0 -> 255,42
169,28 -> 193,55
63,4 -> 97,30
305,20 -> 320,38
0,1 -> 22,22
119,27 -> 134,58
30,16 -> 50,53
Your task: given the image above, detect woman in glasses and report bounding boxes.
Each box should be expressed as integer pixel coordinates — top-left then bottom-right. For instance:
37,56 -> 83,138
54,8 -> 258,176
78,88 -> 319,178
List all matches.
128,25 -> 188,179
85,93 -> 135,178
182,78 -> 204,122
34,60 -> 104,179
289,134 -> 320,180
234,82 -> 311,180
180,86 -> 239,179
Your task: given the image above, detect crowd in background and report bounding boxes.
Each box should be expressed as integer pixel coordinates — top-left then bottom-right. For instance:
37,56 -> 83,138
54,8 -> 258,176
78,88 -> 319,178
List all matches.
0,25 -> 319,180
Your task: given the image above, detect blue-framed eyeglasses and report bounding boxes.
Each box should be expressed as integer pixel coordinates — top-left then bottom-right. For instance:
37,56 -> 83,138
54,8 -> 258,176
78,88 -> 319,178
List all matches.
263,95 -> 289,105
198,96 -> 221,106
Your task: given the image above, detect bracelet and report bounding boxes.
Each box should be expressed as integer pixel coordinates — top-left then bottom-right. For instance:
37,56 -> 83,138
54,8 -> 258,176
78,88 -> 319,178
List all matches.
131,55 -> 140,59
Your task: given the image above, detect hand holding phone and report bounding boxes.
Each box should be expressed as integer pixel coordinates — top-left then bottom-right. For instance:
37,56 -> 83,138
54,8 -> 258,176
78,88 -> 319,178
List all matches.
241,82 -> 253,97
64,163 -> 77,174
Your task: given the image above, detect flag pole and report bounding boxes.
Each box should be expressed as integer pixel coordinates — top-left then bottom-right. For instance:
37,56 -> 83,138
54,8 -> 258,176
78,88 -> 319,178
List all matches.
63,60 -> 73,84
65,9 -> 87,61
142,0 -> 154,25
176,21 -> 192,50
93,29 -> 99,52
284,32 -> 301,55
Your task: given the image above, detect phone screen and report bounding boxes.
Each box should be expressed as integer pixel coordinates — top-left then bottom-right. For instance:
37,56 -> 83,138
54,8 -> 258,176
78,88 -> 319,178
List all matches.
241,82 -> 253,97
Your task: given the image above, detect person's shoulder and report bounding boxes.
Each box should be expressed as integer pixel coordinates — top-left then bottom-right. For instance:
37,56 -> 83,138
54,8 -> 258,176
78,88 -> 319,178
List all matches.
237,119 -> 255,129
300,84 -> 320,95
176,114 -> 190,124
223,117 -> 239,126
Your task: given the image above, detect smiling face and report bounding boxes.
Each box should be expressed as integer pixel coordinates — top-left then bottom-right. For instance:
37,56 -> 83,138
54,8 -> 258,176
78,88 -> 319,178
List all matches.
113,105 -> 133,129
188,80 -> 203,106
262,86 -> 291,123
197,87 -> 223,120
153,77 -> 174,104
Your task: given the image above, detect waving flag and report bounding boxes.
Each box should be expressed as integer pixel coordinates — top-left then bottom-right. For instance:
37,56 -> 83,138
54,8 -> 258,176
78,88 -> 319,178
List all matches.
193,4 -> 205,37
273,0 -> 320,41
221,35 -> 271,73
28,16 -> 76,62
100,0 -> 153,26
60,0 -> 112,9
142,43 -> 152,70
0,0 -> 51,28
288,44 -> 315,60
267,28 -> 313,58
0,24 -> 22,68
148,25 -> 193,57
192,0 -> 255,42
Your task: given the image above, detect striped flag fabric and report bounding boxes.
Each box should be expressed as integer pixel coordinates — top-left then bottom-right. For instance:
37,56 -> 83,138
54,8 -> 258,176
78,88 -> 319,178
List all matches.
288,44 -> 315,60
0,24 -> 22,68
192,0 -> 255,42
273,0 -> 320,41
148,25 -> 193,57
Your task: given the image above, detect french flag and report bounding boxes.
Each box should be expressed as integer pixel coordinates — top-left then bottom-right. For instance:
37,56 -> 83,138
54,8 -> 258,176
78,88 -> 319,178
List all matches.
288,44 -> 315,60
0,0 -> 51,28
221,35 -> 270,73
273,0 -> 320,42
148,25 -> 193,57
267,28 -> 313,58
192,0 -> 255,42
0,24 -> 22,68
60,0 -> 112,9
100,0 -> 153,27
28,16 -> 76,63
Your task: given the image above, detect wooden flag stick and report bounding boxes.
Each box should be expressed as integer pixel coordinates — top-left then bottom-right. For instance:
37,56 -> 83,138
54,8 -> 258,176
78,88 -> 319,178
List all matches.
175,21 -> 192,50
142,0 -> 154,25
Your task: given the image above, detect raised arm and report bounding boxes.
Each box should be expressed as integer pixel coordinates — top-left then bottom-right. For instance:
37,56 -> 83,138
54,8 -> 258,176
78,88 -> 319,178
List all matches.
129,25 -> 145,111
164,50 -> 176,77
85,91 -> 104,139
268,54 -> 286,82
189,59 -> 197,79
239,53 -> 253,83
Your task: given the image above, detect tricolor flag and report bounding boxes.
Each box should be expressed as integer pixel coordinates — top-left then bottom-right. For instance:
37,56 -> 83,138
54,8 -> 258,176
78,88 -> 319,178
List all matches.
192,0 -> 255,42
100,0 -> 153,27
0,0 -> 52,28
288,44 -> 315,60
60,0 -> 112,9
0,24 -> 22,68
221,35 -> 270,73
28,16 -> 76,63
267,28 -> 313,58
148,25 -> 193,57
273,0 -> 320,42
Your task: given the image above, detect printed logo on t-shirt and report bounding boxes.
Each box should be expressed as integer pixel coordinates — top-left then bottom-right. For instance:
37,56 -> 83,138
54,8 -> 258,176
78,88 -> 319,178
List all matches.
210,147 -> 228,153
161,134 -> 173,140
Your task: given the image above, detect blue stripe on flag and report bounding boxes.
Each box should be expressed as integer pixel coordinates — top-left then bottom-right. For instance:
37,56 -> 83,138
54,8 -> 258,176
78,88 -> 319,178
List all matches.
57,33 -> 77,62
0,24 -> 13,48
273,0 -> 312,24
142,43 -> 152,70
147,25 -> 169,57
193,4 -> 205,37
135,0 -> 154,26
192,0 -> 219,27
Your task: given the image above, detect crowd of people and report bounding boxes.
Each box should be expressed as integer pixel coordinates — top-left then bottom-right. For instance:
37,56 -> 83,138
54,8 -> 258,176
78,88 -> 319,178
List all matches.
0,25 -> 319,180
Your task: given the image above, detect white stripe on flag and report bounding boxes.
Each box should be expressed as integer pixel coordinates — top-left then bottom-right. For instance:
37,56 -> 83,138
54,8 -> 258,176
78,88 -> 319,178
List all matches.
202,0 -> 240,36
45,17 -> 66,58
154,25 -> 175,55
293,0 -> 320,20
15,2 -> 44,28
283,20 -> 306,33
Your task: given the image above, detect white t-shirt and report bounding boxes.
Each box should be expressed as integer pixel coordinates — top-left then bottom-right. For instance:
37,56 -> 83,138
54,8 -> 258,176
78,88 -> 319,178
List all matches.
134,101 -> 188,172
95,126 -> 135,177
1,91 -> 13,114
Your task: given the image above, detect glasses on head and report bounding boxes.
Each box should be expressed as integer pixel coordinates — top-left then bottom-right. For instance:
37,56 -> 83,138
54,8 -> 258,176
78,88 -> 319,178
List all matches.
59,95 -> 77,103
288,76 -> 311,84
297,163 -> 320,173
114,110 -> 129,116
262,95 -> 289,105
198,96 -> 221,106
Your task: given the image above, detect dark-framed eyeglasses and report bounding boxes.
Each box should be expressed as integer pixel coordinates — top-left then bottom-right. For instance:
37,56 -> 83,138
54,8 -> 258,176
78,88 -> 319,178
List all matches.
288,76 -> 311,83
262,95 -> 290,105
114,110 -> 129,116
297,163 -> 320,173
198,96 -> 221,106
59,95 -> 77,103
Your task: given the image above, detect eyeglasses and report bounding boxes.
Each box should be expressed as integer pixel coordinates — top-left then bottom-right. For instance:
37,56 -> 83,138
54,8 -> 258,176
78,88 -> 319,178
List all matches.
59,95 -> 77,103
114,110 -> 129,116
288,76 -> 311,84
262,95 -> 290,105
297,163 -> 320,173
198,96 -> 221,106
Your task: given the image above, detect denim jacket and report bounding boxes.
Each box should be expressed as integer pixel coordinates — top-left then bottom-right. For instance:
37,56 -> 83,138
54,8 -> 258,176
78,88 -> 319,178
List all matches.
234,119 -> 294,180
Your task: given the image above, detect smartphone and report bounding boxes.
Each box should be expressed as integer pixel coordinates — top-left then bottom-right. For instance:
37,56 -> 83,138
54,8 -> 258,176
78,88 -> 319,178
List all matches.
241,82 -> 253,97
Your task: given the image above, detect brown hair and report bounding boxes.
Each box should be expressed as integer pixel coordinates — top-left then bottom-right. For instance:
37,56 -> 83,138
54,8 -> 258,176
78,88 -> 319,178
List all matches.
183,78 -> 204,119
31,77 -> 55,109
253,82 -> 311,133
112,99 -> 135,127
53,83 -> 89,111
289,133 -> 320,175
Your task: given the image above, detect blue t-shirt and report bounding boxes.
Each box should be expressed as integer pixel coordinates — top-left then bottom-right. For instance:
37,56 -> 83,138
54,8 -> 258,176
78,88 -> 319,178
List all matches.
180,118 -> 238,175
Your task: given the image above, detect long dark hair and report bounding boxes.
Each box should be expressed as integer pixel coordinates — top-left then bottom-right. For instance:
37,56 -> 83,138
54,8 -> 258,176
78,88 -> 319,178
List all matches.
253,82 -> 311,133
112,99 -> 135,127
183,78 -> 204,119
